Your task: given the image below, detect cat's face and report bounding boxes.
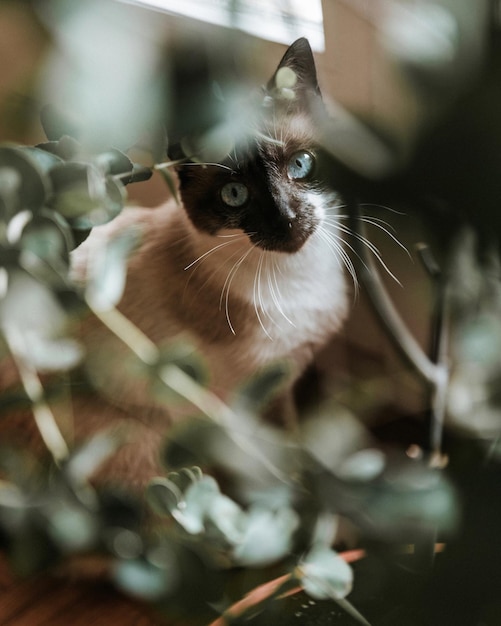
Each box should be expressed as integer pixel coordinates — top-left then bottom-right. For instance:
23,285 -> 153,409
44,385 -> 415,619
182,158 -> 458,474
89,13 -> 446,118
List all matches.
176,38 -> 333,254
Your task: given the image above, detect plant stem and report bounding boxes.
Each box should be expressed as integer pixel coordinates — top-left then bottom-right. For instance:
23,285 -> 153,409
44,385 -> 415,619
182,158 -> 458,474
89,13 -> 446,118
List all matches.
90,305 -> 158,365
348,200 -> 451,574
89,303 -> 234,424
414,244 -> 451,570
420,244 -> 450,460
88,303 -> 291,483
5,328 -> 69,464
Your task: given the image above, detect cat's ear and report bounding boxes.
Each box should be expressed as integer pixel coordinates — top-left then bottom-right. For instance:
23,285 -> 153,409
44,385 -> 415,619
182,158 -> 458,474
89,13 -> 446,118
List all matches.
266,38 -> 321,99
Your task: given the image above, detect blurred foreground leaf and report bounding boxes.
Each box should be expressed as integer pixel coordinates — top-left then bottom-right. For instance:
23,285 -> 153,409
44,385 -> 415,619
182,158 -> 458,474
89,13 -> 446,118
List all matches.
299,545 -> 353,601
0,146 -> 49,217
85,227 -> 140,311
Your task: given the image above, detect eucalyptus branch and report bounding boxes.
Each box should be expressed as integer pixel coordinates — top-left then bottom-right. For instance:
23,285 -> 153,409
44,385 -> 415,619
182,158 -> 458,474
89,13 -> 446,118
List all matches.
5,328 -> 69,464
348,201 -> 452,574
416,243 -> 450,460
90,306 -> 158,365
88,303 -> 234,423
87,302 -> 291,483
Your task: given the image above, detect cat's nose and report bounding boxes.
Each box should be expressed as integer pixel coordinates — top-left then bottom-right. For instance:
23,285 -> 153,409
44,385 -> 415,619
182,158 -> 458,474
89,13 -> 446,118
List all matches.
274,198 -> 300,230
284,197 -> 300,220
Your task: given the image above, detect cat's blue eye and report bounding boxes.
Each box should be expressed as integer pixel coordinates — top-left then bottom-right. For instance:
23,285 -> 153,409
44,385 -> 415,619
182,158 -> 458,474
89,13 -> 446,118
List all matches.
287,151 -> 315,180
220,182 -> 249,207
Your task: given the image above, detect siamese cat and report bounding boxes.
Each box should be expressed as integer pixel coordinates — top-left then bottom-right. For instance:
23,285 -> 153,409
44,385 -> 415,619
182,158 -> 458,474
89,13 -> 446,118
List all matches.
3,38 -> 350,485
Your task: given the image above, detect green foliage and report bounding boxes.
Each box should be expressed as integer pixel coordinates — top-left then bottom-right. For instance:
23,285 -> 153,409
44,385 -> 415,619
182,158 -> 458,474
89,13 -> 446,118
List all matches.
85,227 -> 141,311
3,3 -> 501,625
299,544 -> 353,601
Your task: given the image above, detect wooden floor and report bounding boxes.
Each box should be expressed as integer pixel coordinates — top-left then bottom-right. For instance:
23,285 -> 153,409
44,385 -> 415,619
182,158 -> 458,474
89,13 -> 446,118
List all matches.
0,554 -> 164,626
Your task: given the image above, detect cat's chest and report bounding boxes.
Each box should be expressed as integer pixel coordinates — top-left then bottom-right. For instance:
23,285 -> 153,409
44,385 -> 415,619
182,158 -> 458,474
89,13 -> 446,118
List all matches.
184,239 -> 348,376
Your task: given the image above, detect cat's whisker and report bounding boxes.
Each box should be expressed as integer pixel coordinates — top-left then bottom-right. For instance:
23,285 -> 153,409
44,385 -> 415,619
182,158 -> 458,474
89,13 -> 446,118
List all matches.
317,226 -> 359,295
259,254 -> 283,329
359,202 -> 406,216
268,255 -> 296,327
256,253 -> 268,321
324,204 -> 348,216
225,147 -> 238,169
220,247 -> 254,335
177,162 -> 237,174
324,218 -> 402,286
263,255 -> 281,327
253,251 -> 273,340
335,210 -> 400,237
184,236 -> 245,270
357,216 -> 410,257
255,129 -> 284,147
323,218 -> 374,271
333,208 -> 409,257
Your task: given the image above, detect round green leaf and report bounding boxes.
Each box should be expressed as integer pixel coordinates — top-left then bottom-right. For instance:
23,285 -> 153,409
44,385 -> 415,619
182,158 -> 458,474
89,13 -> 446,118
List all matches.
0,145 -> 50,217
233,506 -> 299,567
71,176 -> 126,229
65,429 -> 126,484
85,227 -> 140,311
47,506 -> 98,552
235,361 -> 290,414
20,146 -> 64,173
300,545 -> 353,601
113,559 -> 174,601
175,476 -> 220,534
161,417 -> 223,469
26,336 -> 83,372
0,167 -> 22,220
49,162 -> 126,228
105,528 -> 143,560
0,269 -> 65,339
337,449 -> 386,482
94,148 -> 133,180
0,269 -> 82,371
14,209 -> 75,266
49,161 -> 106,218
206,493 -> 245,545
40,103 -> 80,141
146,477 -> 183,518
165,466 -> 202,494
151,341 -> 208,406
35,136 -> 81,161
50,161 -> 125,230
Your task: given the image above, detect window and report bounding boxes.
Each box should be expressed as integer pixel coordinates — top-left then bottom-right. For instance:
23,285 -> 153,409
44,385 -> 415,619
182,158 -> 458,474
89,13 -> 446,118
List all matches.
122,0 -> 325,51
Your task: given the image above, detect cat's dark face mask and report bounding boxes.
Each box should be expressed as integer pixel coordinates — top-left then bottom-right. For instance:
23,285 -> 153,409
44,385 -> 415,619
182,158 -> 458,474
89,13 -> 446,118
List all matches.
175,38 -> 331,254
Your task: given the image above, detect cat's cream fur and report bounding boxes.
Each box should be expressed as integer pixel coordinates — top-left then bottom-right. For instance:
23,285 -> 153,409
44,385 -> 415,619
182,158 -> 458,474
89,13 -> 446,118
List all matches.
73,189 -> 347,404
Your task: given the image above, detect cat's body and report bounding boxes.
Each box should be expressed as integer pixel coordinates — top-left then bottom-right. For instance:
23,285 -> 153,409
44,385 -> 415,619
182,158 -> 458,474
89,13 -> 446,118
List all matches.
1,39 -> 349,485
74,191 -> 346,405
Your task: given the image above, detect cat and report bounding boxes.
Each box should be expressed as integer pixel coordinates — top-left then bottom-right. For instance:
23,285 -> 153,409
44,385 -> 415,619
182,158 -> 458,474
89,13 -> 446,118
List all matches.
2,38 -> 350,486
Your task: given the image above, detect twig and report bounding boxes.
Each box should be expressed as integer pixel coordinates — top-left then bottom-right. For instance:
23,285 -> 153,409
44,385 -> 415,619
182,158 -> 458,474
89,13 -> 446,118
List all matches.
87,302 -> 291,483
5,328 -> 69,464
416,243 -> 450,459
414,244 -> 451,571
88,304 -> 235,424
208,549 -> 368,626
348,199 -> 451,573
